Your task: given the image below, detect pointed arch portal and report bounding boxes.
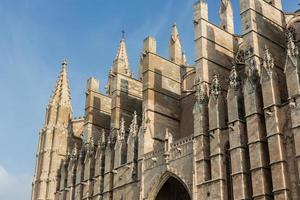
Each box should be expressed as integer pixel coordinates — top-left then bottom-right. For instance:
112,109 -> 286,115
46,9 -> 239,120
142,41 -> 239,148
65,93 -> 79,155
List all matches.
154,176 -> 191,200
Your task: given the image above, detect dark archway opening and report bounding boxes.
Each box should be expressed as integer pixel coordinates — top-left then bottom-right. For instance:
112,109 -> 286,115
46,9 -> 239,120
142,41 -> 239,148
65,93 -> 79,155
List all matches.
155,177 -> 191,200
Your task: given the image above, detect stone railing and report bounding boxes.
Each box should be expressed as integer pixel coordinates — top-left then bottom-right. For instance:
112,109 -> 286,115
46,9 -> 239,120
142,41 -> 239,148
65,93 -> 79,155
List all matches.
170,135 -> 193,161
143,147 -> 165,171
143,135 -> 194,171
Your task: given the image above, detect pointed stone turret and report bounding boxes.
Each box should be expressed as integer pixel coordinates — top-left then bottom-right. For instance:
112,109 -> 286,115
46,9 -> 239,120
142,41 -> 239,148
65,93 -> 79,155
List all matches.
219,0 -> 234,33
169,23 -> 184,65
112,34 -> 132,77
48,59 -> 72,108
32,60 -> 73,200
45,59 -> 72,127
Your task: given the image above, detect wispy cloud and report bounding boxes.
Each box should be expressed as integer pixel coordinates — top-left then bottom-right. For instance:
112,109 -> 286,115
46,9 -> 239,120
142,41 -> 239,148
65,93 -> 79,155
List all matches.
0,165 -> 31,200
150,0 -> 173,37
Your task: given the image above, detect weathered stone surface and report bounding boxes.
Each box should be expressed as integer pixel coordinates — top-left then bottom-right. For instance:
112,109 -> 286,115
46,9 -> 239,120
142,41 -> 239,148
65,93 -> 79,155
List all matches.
32,1 -> 300,200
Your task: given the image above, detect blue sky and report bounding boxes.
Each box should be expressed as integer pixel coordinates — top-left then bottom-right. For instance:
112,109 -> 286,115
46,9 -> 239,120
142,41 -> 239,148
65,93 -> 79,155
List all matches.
0,0 -> 297,199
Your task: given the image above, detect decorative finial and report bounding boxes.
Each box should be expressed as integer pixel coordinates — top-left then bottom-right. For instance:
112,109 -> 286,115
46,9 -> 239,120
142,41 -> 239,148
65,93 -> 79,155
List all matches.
62,58 -> 68,67
129,111 -> 138,135
71,144 -> 78,161
210,74 -> 222,97
262,46 -> 274,74
195,83 -> 208,104
229,64 -> 241,90
287,30 -> 299,57
119,117 -> 125,140
194,72 -> 208,103
182,51 -> 188,65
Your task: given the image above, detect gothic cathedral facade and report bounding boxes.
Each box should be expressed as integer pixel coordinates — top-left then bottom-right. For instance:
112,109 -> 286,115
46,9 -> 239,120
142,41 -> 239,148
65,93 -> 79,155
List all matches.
32,1 -> 300,199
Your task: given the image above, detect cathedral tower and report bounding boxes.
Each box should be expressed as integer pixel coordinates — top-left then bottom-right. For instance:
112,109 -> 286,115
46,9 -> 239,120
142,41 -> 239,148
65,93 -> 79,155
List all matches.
32,60 -> 73,200
32,1 -> 300,200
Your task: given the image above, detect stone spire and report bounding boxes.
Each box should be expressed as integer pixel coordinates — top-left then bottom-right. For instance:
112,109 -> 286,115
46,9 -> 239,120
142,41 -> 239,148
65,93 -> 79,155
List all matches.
112,33 -> 132,77
45,59 -> 72,126
169,23 -> 184,65
171,23 -> 180,43
32,59 -> 73,200
48,59 -> 72,108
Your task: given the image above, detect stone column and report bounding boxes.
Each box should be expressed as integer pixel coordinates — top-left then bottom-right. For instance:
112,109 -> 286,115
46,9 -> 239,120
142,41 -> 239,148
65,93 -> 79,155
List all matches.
243,58 -> 273,200
75,149 -> 84,200
67,146 -> 78,200
93,131 -> 106,200
261,49 -> 290,199
103,132 -> 115,200
285,31 -> 300,199
193,81 -> 210,200
83,141 -> 96,200
227,66 -> 252,199
58,160 -> 68,200
208,74 -> 228,200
